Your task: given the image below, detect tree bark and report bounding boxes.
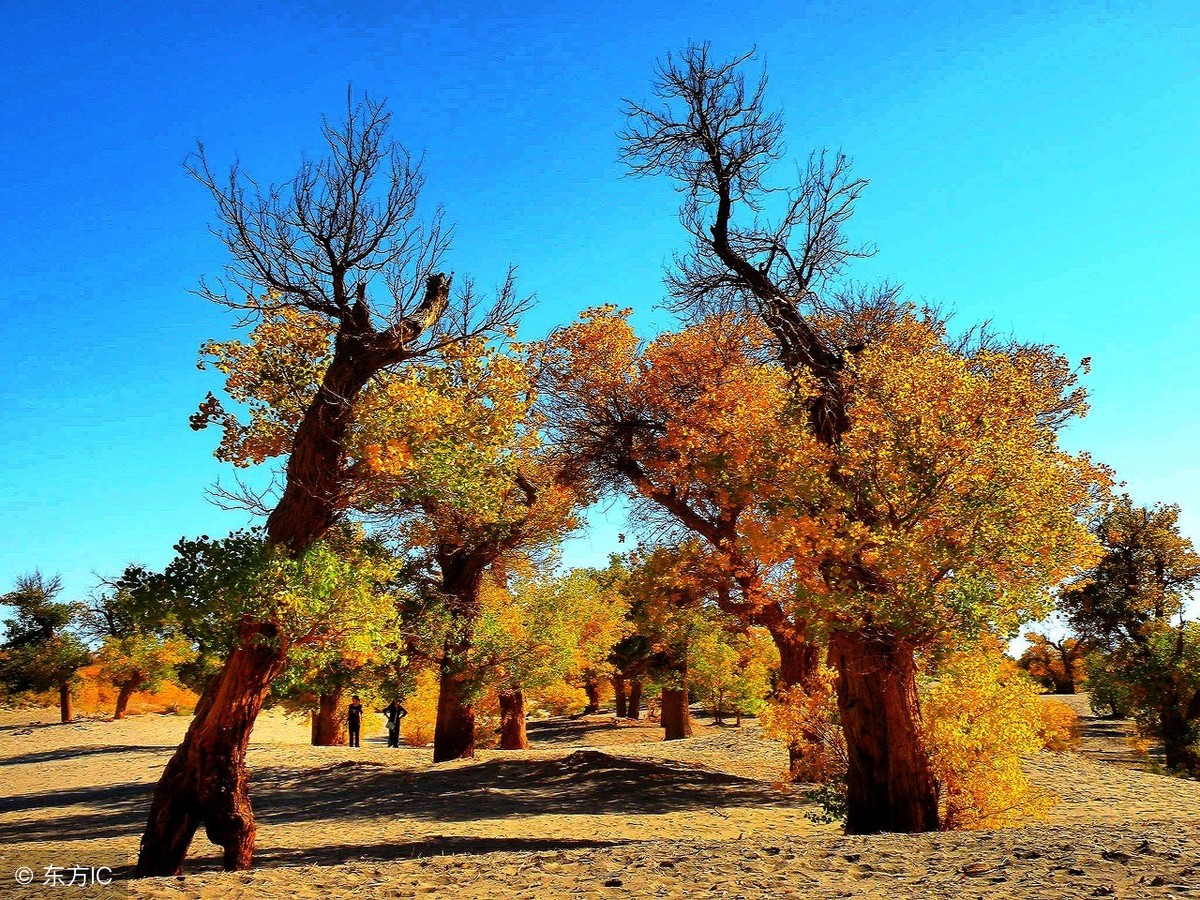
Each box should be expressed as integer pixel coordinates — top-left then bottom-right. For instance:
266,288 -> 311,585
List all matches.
136,620 -> 289,875
310,687 -> 347,746
661,686 -> 693,740
627,680 -> 643,720
58,681 -> 72,724
499,689 -> 529,750
771,627 -> 822,781
433,666 -> 475,762
829,629 -> 939,834
115,674 -> 145,720
583,679 -> 601,715
613,675 -> 628,719
1159,689 -> 1200,776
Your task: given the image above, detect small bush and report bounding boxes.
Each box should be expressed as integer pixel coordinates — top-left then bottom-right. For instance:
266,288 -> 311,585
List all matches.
1039,698 -> 1081,751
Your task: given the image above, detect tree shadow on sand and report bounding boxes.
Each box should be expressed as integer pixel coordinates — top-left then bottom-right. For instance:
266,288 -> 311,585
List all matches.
251,749 -> 799,827
1,749 -> 806,876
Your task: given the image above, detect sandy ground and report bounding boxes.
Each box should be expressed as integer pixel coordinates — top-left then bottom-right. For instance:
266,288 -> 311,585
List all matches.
0,697 -> 1197,898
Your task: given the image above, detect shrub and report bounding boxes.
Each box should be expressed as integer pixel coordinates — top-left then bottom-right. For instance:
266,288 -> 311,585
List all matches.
761,666 -> 846,784
1038,698 -> 1081,751
923,646 -> 1055,830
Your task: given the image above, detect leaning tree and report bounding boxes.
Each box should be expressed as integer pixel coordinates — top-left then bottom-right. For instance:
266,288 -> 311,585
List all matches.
136,96 -> 524,876
617,45 -> 1102,832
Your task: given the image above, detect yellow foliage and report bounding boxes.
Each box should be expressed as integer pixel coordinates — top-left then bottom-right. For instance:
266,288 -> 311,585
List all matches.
530,680 -> 587,716
1038,699 -> 1081,752
761,667 -> 846,783
923,647 -> 1056,830
400,670 -> 439,747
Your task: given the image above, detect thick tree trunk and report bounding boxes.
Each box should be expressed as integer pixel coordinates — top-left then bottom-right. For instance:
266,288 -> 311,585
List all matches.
613,675 -> 628,719
1160,693 -> 1200,776
627,681 -> 643,720
58,681 -> 72,724
583,679 -> 601,715
115,674 -> 145,720
499,689 -> 529,750
311,687 -> 346,746
136,621 -> 289,875
771,628 -> 822,781
829,629 -> 939,834
433,666 -> 475,762
661,687 -> 693,740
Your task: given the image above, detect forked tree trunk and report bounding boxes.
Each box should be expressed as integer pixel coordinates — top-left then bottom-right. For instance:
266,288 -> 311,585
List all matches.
434,667 -> 475,762
661,687 -> 693,740
311,687 -> 346,746
829,629 -> 939,834
58,681 -> 72,724
613,675 -> 628,719
499,689 -> 529,750
115,674 -> 145,720
137,620 -> 289,875
771,628 -> 822,780
627,681 -> 643,720
583,679 -> 601,715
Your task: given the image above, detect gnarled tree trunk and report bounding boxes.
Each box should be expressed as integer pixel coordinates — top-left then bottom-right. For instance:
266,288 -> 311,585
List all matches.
613,675 -> 628,719
627,680 -> 643,720
115,674 -> 146,720
583,679 -> 601,715
137,620 -> 289,874
432,545 -> 491,764
499,689 -> 529,750
311,687 -> 346,746
829,629 -> 939,834
58,681 -> 72,724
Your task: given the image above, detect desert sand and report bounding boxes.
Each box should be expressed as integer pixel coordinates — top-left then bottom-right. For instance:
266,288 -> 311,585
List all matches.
1,695 -> 1197,898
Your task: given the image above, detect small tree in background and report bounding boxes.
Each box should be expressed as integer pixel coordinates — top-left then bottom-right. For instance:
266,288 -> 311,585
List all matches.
82,587 -> 195,720
1018,632 -> 1089,694
1061,497 -> 1200,775
0,573 -> 91,722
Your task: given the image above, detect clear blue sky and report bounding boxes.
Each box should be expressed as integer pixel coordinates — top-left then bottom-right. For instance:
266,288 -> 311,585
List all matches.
1,1 -> 1197,610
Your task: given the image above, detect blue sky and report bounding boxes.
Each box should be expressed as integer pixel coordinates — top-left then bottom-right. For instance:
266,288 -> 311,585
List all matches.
1,1 -> 1197,610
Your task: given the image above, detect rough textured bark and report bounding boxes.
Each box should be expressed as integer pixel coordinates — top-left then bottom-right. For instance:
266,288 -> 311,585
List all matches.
661,686 -> 693,740
114,674 -> 145,720
432,543 -> 491,764
627,681 -> 643,720
58,681 -> 72,724
310,687 -> 347,746
613,675 -> 628,719
829,629 -> 939,834
137,620 -> 289,875
499,689 -> 529,750
583,679 -> 601,715
433,666 -> 476,762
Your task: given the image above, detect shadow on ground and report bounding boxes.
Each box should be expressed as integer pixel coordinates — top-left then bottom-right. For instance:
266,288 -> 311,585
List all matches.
0,749 -> 799,850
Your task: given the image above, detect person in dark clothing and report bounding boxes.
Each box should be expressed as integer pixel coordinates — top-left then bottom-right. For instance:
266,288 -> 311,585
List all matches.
347,696 -> 364,747
381,699 -> 407,748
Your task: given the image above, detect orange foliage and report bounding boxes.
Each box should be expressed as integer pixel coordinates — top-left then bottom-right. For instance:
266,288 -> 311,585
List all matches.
761,667 -> 846,783
1038,698 -> 1081,751
36,665 -> 198,717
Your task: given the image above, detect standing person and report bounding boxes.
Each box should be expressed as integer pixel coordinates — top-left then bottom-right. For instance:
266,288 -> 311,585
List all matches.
347,696 -> 364,748
381,699 -> 408,748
